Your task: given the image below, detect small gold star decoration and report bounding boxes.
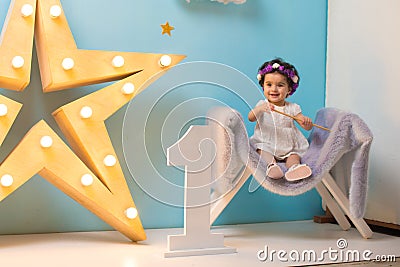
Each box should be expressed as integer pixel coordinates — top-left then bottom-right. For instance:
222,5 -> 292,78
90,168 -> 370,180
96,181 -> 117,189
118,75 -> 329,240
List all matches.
161,21 -> 175,36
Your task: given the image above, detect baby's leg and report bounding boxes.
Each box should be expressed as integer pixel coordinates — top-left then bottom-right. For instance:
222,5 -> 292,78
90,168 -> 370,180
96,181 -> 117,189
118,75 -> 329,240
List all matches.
257,149 -> 274,163
285,154 -> 301,168
285,154 -> 312,181
257,149 -> 283,179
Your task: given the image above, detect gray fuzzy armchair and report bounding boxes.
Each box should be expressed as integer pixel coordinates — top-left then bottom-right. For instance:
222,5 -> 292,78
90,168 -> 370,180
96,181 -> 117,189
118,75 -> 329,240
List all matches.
208,107 -> 373,238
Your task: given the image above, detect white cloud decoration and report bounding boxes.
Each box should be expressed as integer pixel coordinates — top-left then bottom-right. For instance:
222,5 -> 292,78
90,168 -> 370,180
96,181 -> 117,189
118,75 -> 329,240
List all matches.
186,0 -> 246,4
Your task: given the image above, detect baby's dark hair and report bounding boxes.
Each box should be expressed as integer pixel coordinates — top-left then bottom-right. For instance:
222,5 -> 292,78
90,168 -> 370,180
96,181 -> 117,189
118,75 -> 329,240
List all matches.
257,58 -> 300,95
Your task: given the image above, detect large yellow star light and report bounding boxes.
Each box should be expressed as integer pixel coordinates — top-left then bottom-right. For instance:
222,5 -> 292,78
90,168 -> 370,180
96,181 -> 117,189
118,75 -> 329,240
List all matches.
0,0 -> 185,242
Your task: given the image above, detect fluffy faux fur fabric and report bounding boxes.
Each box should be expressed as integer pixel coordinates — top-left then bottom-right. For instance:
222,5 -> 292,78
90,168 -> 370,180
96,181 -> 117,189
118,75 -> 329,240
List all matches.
209,107 -> 373,218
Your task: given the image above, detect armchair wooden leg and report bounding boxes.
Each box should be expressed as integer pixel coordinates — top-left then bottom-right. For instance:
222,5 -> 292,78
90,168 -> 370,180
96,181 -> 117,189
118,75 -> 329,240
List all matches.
322,173 -> 373,239
315,182 -> 351,231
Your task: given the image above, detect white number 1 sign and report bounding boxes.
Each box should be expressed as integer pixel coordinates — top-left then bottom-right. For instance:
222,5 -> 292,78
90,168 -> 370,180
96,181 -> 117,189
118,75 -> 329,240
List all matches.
165,125 -> 236,257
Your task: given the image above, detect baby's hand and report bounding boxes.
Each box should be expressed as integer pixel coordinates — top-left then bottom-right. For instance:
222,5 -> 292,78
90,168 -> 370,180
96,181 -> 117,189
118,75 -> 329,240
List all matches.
255,101 -> 270,114
248,101 -> 274,122
298,115 -> 313,130
268,103 -> 275,112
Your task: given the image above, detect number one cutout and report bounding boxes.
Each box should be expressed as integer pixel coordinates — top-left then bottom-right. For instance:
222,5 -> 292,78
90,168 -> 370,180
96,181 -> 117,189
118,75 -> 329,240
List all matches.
165,125 -> 236,257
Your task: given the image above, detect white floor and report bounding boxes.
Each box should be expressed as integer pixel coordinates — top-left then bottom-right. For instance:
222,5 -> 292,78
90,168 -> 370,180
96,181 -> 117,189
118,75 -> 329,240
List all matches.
0,221 -> 399,267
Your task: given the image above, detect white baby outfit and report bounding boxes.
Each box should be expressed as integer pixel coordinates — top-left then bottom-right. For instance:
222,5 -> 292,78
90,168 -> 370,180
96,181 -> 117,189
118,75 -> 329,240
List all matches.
250,100 -> 309,160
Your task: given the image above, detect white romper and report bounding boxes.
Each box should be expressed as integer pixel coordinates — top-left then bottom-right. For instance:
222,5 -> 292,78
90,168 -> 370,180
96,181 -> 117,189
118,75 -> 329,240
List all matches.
250,100 -> 309,160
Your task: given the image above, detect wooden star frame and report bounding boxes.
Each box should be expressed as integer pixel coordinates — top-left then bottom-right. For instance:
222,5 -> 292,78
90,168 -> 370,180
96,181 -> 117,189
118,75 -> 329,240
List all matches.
0,0 -> 35,90
0,0 -> 185,241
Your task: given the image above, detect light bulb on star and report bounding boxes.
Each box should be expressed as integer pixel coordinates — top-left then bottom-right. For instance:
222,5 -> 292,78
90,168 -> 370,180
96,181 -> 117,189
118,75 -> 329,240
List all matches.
21,4 -> 34,17
62,58 -> 75,70
80,106 -> 93,119
112,56 -> 125,68
159,55 -> 172,67
50,5 -> 62,18
1,174 -> 14,187
0,104 -> 8,117
103,155 -> 117,167
81,174 -> 94,186
125,207 -> 138,219
121,82 -> 135,95
12,56 -> 25,69
40,136 -> 53,148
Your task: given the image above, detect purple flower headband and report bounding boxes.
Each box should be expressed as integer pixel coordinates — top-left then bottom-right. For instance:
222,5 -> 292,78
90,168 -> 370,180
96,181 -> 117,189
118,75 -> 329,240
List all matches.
257,63 -> 299,95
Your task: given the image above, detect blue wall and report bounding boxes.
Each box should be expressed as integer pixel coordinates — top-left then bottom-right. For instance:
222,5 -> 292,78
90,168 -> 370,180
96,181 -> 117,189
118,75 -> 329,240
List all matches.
0,0 -> 327,234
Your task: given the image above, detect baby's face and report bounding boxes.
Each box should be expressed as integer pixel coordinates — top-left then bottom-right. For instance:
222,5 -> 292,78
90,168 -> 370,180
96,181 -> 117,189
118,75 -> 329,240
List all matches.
262,72 -> 291,106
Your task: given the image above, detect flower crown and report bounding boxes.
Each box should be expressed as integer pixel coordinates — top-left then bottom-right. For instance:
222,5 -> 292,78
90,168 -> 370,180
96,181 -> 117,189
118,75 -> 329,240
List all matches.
257,63 -> 299,95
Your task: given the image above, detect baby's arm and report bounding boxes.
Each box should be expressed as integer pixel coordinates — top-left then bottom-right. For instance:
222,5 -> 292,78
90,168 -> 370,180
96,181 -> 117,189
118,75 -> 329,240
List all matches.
248,101 -> 271,122
294,113 -> 313,131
